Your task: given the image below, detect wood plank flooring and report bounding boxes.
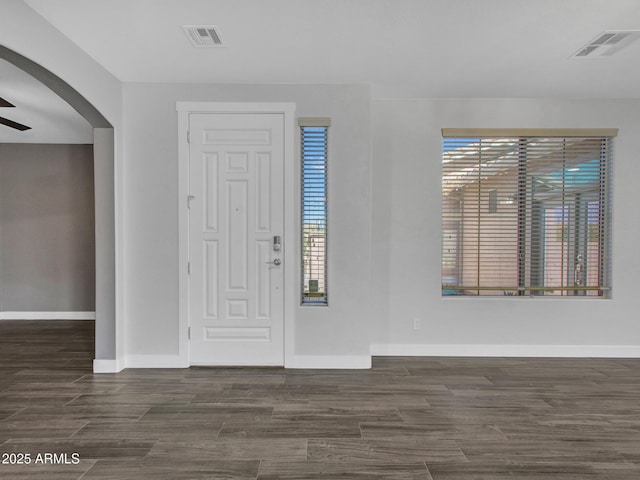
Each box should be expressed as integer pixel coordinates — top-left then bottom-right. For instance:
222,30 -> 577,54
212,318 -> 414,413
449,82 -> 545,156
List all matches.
1,320 -> 640,479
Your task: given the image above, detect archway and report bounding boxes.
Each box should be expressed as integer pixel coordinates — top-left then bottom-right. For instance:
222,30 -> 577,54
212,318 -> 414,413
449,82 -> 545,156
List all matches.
0,45 -> 116,368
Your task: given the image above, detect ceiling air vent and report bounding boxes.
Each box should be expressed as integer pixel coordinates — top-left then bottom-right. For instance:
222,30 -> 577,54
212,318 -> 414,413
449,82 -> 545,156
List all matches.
572,30 -> 640,58
183,25 -> 224,47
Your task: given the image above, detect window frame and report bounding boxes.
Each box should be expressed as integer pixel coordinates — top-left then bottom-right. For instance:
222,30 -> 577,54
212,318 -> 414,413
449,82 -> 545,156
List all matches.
441,128 -> 616,298
299,118 -> 331,306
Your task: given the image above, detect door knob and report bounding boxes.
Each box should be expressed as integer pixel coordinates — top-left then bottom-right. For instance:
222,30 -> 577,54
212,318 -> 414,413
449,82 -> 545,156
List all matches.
265,259 -> 281,266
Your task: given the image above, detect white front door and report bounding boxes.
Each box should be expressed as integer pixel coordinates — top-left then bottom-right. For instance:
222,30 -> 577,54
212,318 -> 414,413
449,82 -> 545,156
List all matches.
188,113 -> 284,365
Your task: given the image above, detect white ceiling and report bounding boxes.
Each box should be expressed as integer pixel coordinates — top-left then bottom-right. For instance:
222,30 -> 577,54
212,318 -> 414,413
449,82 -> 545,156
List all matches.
0,58 -> 92,143
3,0 -> 640,142
22,0 -> 640,98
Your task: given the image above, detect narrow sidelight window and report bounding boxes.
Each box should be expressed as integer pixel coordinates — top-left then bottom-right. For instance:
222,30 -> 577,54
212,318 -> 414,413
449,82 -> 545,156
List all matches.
441,128 -> 616,297
299,118 -> 330,305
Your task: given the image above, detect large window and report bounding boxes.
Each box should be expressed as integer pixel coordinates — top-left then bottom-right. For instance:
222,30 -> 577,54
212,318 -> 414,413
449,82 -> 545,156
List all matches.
442,128 -> 616,297
300,118 -> 330,305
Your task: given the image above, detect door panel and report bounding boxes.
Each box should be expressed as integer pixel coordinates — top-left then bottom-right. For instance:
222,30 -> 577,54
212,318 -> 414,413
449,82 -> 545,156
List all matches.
189,113 -> 284,365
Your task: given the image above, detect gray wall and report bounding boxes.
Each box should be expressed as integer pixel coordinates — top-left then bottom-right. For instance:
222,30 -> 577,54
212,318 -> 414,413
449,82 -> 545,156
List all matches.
122,83 -> 371,362
371,98 -> 640,355
0,143 -> 95,311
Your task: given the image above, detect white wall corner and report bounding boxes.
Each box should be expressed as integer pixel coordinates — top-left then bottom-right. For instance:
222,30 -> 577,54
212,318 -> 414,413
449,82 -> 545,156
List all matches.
370,344 -> 640,358
289,355 -> 372,369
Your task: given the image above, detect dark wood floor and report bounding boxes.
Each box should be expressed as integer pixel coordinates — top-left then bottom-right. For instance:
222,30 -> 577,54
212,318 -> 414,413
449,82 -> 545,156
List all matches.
1,320 -> 640,479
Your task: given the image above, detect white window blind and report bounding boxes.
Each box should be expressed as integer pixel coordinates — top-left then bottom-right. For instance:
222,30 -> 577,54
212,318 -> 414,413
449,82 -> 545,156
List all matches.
442,129 -> 615,297
300,118 -> 330,305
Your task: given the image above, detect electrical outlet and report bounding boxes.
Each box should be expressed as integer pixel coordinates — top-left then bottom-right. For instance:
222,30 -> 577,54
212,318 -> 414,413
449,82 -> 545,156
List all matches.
413,318 -> 421,330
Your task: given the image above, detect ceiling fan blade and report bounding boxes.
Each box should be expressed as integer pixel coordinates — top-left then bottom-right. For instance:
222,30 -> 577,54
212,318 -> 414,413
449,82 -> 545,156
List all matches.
0,116 -> 31,131
0,97 -> 16,108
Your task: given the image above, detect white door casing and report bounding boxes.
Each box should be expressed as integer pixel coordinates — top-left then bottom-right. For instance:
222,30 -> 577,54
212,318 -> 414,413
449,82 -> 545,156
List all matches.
187,112 -> 286,365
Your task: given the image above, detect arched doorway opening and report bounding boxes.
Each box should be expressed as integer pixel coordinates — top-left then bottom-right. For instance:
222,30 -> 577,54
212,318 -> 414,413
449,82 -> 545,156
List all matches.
0,45 -> 116,369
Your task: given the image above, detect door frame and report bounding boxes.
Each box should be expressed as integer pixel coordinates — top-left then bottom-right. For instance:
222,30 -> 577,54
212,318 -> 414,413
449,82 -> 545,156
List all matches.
176,102 -> 296,367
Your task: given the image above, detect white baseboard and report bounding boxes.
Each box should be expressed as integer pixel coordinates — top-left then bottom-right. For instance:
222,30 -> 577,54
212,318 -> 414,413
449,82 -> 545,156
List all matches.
125,354 -> 188,369
190,360 -> 284,367
0,311 -> 96,320
370,344 -> 640,358
101,354 -> 372,370
288,354 -> 372,369
93,358 -> 124,373
93,355 -> 187,372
